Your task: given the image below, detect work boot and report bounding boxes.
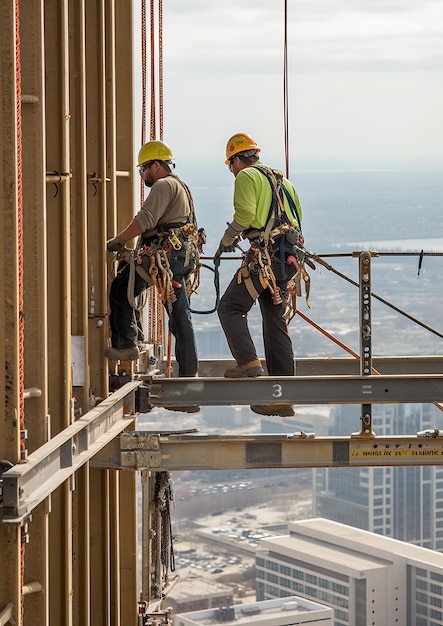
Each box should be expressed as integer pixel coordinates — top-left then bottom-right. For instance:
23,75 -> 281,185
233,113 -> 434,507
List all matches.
250,404 -> 295,417
164,406 -> 201,414
224,359 -> 264,378
104,346 -> 139,361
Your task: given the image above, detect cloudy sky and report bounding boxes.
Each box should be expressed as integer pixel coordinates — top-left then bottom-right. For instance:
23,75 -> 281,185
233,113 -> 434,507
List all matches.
135,0 -> 443,165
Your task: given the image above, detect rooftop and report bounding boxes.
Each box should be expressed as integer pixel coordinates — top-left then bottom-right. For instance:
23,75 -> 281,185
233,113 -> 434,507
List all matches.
176,595 -> 333,625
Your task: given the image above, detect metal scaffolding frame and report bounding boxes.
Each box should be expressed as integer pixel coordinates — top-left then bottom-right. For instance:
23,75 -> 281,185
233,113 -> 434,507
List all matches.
1,2 -> 443,626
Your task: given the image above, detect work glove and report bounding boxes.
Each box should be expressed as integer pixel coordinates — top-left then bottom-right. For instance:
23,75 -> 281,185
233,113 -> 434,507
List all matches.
106,235 -> 125,253
216,233 -> 239,255
215,220 -> 244,256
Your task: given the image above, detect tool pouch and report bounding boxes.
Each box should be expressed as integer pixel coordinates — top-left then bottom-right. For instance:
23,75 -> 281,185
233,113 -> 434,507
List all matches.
269,227 -> 304,282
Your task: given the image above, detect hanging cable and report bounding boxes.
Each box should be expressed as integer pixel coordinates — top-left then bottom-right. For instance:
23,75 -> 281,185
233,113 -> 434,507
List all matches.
140,0 -> 147,206
283,0 -> 289,178
141,0 -> 166,351
149,0 -> 156,140
190,260 -> 221,315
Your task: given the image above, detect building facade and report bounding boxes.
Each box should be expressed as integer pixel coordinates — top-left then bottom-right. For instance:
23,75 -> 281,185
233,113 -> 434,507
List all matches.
256,518 -> 443,626
314,403 -> 443,550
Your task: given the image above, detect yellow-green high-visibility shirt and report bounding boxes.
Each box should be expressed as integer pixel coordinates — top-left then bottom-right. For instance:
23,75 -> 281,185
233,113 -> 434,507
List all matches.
232,162 -> 303,232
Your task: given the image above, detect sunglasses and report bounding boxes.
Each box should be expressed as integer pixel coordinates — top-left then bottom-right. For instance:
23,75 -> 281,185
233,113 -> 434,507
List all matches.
228,156 -> 237,171
139,160 -> 157,174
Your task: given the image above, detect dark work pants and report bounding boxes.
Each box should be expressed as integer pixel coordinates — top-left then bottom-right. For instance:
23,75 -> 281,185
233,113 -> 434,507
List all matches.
217,269 -> 295,376
109,261 -> 198,376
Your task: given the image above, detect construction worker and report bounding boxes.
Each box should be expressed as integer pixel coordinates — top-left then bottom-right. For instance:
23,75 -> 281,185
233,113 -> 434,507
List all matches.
216,132 -> 304,418
106,140 -> 201,393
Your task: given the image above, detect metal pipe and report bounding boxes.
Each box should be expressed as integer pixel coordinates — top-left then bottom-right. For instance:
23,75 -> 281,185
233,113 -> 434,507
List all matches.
23,387 -> 42,399
0,603 -> 13,626
46,171 -> 71,183
21,94 -> 40,103
22,581 -> 43,595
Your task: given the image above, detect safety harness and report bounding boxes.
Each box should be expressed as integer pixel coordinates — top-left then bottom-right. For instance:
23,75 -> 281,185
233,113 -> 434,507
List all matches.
236,165 -> 312,313
127,175 -> 205,312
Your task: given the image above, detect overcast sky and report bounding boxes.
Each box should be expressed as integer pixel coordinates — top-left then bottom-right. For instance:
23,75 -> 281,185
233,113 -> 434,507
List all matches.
134,0 -> 443,166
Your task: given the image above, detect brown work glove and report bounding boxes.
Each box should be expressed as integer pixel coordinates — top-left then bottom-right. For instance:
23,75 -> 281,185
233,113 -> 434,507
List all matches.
106,235 -> 125,253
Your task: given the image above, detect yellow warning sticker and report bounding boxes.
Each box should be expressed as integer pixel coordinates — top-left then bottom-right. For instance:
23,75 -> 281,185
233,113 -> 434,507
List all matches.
351,448 -> 443,457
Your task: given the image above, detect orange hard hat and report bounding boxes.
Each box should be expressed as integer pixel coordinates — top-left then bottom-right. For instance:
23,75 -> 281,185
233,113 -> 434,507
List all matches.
225,133 -> 261,164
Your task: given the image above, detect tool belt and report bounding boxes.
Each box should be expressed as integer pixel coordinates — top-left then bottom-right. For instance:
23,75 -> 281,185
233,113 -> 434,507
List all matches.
237,224 -> 311,311
134,223 -> 205,310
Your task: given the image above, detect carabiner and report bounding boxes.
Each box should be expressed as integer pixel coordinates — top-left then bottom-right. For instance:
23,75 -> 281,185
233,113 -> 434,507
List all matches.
168,232 -> 182,250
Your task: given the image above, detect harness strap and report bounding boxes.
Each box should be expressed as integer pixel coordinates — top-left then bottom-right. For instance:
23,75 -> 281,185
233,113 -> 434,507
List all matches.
252,165 -> 283,244
142,222 -> 188,240
238,266 -> 260,301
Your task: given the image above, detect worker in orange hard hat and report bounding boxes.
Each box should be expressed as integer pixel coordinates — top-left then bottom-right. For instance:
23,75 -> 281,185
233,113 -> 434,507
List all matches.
216,133 -> 307,419
105,140 -> 204,405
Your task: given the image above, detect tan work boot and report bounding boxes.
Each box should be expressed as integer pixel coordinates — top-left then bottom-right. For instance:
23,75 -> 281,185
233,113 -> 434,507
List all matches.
104,346 -> 139,361
250,403 -> 295,417
224,359 -> 264,378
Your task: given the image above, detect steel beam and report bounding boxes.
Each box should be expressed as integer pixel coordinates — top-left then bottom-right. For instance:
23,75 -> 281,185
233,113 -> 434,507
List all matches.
93,431 -> 443,471
142,374 -> 443,407
1,382 -> 139,525
197,356 -> 443,378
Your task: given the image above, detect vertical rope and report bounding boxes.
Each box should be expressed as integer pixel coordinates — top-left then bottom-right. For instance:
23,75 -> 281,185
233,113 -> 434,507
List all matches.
158,0 -> 167,356
149,0 -> 156,141
15,0 -> 24,454
158,0 -> 163,141
142,0 -> 165,349
15,0 -> 26,620
283,0 -> 289,179
140,0 -> 147,206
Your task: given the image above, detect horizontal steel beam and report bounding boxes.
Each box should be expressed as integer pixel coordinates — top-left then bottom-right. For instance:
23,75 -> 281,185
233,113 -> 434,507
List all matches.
92,431 -> 443,471
176,356 -> 443,379
1,382 -> 139,525
4,372 -> 443,524
142,374 -> 443,408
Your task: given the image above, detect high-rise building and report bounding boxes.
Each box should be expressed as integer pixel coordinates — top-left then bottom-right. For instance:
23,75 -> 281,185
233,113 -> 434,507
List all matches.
256,518 -> 443,626
314,403 -> 443,549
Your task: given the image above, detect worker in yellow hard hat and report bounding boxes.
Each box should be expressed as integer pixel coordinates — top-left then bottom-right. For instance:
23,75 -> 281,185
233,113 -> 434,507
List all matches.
105,140 -> 202,404
216,133 -> 306,419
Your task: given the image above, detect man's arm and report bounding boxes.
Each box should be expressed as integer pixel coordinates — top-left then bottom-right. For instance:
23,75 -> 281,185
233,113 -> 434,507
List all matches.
107,218 -> 142,252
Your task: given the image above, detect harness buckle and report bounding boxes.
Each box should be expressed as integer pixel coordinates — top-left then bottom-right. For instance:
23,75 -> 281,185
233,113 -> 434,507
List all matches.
168,231 -> 182,250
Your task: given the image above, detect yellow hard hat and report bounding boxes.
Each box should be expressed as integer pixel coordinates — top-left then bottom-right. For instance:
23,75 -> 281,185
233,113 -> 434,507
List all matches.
225,133 -> 261,164
137,140 -> 174,166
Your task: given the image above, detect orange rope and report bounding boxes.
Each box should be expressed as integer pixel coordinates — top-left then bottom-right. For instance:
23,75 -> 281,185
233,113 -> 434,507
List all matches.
15,0 -> 26,620
295,309 -> 443,413
295,309 -> 379,374
142,0 -> 166,354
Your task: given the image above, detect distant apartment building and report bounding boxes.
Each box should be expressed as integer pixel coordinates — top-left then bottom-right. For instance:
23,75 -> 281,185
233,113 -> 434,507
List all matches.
174,596 -> 333,626
256,518 -> 443,626
313,403 -> 443,550
167,578 -> 234,616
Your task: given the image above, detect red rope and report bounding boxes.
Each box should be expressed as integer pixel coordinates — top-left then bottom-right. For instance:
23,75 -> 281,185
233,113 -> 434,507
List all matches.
15,0 -> 24,450
158,0 -> 163,140
141,0 -> 147,205
149,0 -> 156,140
